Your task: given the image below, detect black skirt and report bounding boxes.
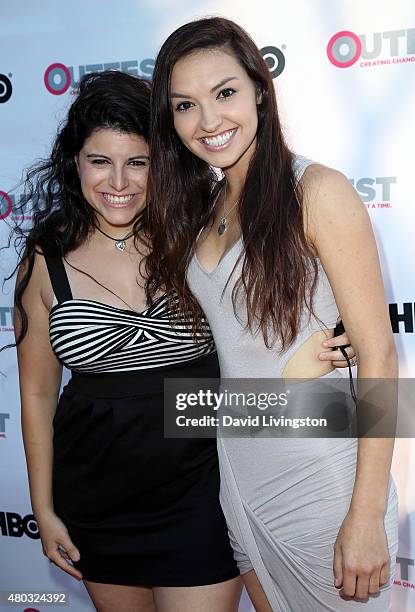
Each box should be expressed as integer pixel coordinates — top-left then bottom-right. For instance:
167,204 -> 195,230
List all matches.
52,352 -> 238,586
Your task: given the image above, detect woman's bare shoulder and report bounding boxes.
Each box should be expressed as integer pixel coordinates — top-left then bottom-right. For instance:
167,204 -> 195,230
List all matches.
299,161 -> 368,244
300,162 -> 350,197
16,245 -> 54,311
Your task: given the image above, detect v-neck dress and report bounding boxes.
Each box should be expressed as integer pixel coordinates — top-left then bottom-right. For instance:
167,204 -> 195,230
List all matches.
186,156 -> 398,610
44,252 -> 238,586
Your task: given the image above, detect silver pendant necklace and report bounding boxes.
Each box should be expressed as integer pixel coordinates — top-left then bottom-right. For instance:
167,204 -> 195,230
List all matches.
95,226 -> 134,251
217,181 -> 239,236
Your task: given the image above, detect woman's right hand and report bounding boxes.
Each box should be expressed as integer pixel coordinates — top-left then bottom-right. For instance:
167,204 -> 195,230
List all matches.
36,510 -> 83,580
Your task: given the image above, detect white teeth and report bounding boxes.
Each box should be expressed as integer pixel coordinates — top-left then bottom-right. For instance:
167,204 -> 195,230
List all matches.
202,129 -> 235,147
103,193 -> 134,204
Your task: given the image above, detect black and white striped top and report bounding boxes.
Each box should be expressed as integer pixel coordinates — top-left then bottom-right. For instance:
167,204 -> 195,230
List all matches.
45,254 -> 215,374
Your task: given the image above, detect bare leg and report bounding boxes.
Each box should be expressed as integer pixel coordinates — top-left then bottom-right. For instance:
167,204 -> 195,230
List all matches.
84,581 -> 156,612
153,576 -> 242,612
242,570 -> 272,612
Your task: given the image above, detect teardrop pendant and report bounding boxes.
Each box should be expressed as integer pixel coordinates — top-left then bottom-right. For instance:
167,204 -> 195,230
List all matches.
115,240 -> 127,251
218,218 -> 227,236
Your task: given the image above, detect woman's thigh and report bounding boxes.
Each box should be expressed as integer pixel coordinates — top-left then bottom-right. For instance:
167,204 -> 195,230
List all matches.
153,576 -> 243,612
84,580 -> 155,612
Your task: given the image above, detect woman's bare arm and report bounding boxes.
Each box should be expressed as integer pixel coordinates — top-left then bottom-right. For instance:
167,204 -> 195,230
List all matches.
304,164 -> 397,600
15,252 -> 82,579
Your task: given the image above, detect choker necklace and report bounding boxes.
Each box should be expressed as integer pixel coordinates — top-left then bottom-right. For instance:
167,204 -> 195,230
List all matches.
95,225 -> 134,251
218,181 -> 239,236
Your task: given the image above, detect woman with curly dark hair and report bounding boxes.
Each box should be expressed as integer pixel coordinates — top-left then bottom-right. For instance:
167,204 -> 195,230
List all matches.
13,70 -> 243,612
146,17 -> 399,612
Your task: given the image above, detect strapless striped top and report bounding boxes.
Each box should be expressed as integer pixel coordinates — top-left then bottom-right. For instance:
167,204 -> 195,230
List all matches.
49,295 -> 215,374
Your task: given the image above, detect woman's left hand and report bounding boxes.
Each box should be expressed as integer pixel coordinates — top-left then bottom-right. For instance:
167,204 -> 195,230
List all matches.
319,318 -> 356,368
333,509 -> 390,600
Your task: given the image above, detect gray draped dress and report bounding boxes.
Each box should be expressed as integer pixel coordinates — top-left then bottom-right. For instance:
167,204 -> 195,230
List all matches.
187,156 -> 398,611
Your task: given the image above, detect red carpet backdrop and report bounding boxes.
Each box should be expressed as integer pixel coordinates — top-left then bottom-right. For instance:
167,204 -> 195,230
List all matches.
0,1 -> 414,610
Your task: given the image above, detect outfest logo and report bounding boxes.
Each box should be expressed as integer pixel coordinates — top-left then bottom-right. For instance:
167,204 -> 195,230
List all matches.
0,306 -> 14,332
394,556 -> 415,589
0,191 -> 13,219
349,176 -> 397,209
0,190 -> 36,221
0,413 -> 10,438
327,27 -> 415,68
44,59 -> 155,95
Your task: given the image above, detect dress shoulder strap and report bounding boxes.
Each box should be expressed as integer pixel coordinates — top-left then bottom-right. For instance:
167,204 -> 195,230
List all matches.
292,155 -> 316,183
43,251 -> 73,303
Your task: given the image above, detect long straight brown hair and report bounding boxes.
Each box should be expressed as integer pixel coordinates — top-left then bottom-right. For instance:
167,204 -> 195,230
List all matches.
146,17 -> 318,349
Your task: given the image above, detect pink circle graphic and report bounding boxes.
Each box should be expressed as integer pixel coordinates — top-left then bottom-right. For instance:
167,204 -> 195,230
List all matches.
327,30 -> 362,68
44,62 -> 71,95
0,190 -> 12,220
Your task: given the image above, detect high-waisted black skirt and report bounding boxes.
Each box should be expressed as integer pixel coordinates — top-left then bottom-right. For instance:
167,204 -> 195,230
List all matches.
52,352 -> 238,586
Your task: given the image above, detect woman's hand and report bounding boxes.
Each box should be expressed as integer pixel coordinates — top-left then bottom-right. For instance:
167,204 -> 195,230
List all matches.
36,510 -> 83,580
333,509 -> 390,600
319,318 -> 356,368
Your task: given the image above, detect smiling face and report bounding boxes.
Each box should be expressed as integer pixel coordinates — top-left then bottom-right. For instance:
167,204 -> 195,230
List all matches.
76,128 -> 149,231
170,47 -> 261,176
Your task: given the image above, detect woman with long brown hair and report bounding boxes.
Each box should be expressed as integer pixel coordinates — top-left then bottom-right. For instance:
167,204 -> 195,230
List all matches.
146,17 -> 398,611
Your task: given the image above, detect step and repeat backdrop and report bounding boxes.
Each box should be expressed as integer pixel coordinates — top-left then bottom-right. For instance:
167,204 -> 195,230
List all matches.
1,1 -> 414,610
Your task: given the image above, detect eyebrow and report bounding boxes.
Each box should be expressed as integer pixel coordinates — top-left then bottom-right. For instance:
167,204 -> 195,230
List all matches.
170,76 -> 239,98
86,153 -> 150,161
